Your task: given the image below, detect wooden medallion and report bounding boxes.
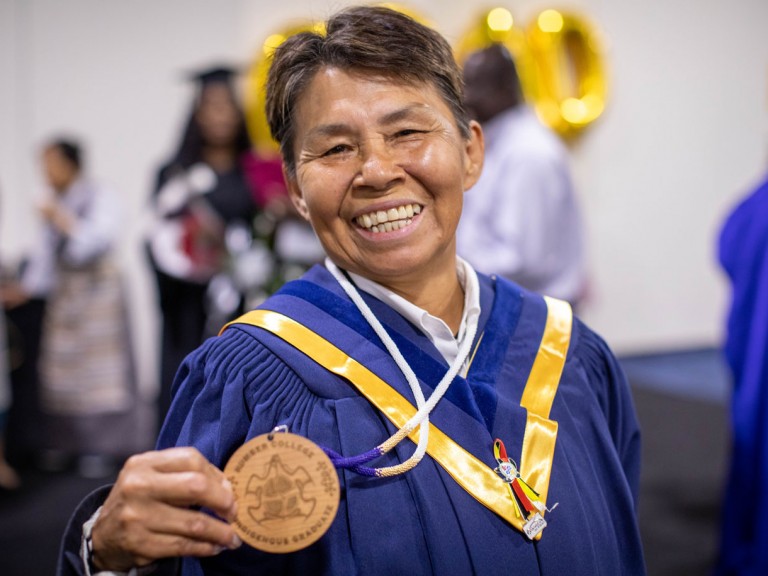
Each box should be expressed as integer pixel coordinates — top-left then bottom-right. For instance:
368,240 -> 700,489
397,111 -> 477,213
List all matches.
224,432 -> 340,553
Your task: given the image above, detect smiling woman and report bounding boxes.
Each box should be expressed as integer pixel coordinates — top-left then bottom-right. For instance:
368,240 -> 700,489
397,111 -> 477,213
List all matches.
57,6 -> 646,576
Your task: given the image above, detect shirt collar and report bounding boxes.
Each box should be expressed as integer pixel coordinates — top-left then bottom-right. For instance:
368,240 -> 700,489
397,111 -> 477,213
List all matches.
340,256 -> 481,364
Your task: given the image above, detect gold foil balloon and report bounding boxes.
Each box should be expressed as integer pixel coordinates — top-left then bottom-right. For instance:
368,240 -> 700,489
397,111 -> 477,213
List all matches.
244,21 -> 326,153
455,7 -> 607,139
454,7 -> 536,101
525,9 -> 607,138
454,7 -> 524,62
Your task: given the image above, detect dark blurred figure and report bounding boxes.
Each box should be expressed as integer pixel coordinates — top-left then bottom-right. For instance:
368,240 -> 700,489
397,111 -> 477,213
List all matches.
0,193 -> 21,489
0,299 -> 19,490
1,273 -> 46,472
456,44 -> 586,307
1,138 -> 138,478
146,67 -> 263,431
716,171 -> 768,576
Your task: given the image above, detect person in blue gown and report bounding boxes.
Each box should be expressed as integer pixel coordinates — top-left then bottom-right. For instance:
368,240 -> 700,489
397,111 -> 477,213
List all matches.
57,6 -> 645,575
715,171 -> 768,576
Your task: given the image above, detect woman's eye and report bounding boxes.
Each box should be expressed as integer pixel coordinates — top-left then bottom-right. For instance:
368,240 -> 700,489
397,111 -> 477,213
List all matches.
323,144 -> 350,156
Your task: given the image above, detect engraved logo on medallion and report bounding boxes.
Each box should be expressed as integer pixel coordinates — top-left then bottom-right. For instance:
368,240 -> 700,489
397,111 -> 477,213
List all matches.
245,455 -> 315,523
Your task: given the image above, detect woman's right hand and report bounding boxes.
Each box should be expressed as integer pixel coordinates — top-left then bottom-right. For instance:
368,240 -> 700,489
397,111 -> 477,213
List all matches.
90,447 -> 242,572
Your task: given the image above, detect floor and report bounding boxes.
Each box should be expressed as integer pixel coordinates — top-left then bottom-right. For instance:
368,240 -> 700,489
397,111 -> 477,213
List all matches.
0,347 -> 731,575
623,347 -> 731,576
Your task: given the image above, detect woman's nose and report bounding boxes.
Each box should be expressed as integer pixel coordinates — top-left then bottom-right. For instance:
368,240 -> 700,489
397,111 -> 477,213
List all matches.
354,137 -> 404,191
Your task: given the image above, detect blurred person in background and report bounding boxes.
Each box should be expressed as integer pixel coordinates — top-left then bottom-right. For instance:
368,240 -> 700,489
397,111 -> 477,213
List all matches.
456,44 -> 586,308
0,138 -> 138,478
716,170 -> 768,576
0,193 -> 20,489
147,66 -> 323,432
0,306 -> 19,489
1,229 -> 47,470
146,66 -> 262,430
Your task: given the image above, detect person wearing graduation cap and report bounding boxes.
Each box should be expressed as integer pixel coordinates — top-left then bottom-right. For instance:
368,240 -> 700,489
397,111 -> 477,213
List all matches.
146,66 -> 261,430
58,6 -> 645,575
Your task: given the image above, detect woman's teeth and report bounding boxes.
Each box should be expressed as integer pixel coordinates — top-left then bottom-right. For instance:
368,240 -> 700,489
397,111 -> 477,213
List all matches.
356,203 -> 421,233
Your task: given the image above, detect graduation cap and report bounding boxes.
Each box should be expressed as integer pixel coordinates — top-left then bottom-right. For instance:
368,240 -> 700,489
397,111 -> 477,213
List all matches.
186,65 -> 241,87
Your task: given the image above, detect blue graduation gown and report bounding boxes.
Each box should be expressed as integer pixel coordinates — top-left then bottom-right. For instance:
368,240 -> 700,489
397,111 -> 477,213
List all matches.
716,173 -> 768,576
158,265 -> 645,575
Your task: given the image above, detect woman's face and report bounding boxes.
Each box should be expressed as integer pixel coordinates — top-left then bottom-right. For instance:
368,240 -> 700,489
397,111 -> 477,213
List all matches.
195,83 -> 241,146
285,67 -> 483,287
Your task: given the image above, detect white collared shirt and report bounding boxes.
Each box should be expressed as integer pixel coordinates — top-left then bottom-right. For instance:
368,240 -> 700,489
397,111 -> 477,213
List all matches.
347,256 -> 481,368
456,105 -> 585,304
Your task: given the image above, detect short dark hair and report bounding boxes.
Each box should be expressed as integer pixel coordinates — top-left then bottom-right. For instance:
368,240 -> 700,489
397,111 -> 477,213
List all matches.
462,44 -> 523,123
47,138 -> 82,170
265,5 -> 470,175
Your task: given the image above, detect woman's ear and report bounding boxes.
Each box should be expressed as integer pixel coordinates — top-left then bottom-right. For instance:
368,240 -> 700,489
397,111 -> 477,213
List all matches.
462,120 -> 485,191
284,165 -> 310,221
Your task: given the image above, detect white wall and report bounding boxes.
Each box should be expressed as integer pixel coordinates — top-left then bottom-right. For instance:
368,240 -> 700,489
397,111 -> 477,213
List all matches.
1,0 -> 767,396
574,0 -> 768,352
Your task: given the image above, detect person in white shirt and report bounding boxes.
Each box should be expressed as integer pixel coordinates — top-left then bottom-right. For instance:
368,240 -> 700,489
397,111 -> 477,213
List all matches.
456,44 -> 586,306
3,138 -> 139,477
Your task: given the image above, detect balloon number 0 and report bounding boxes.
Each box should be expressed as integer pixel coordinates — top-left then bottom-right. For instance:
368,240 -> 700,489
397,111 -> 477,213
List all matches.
525,9 -> 607,138
455,7 -> 607,139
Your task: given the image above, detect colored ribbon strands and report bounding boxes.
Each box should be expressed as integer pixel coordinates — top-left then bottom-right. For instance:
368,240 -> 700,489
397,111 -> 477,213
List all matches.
493,438 -> 557,540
